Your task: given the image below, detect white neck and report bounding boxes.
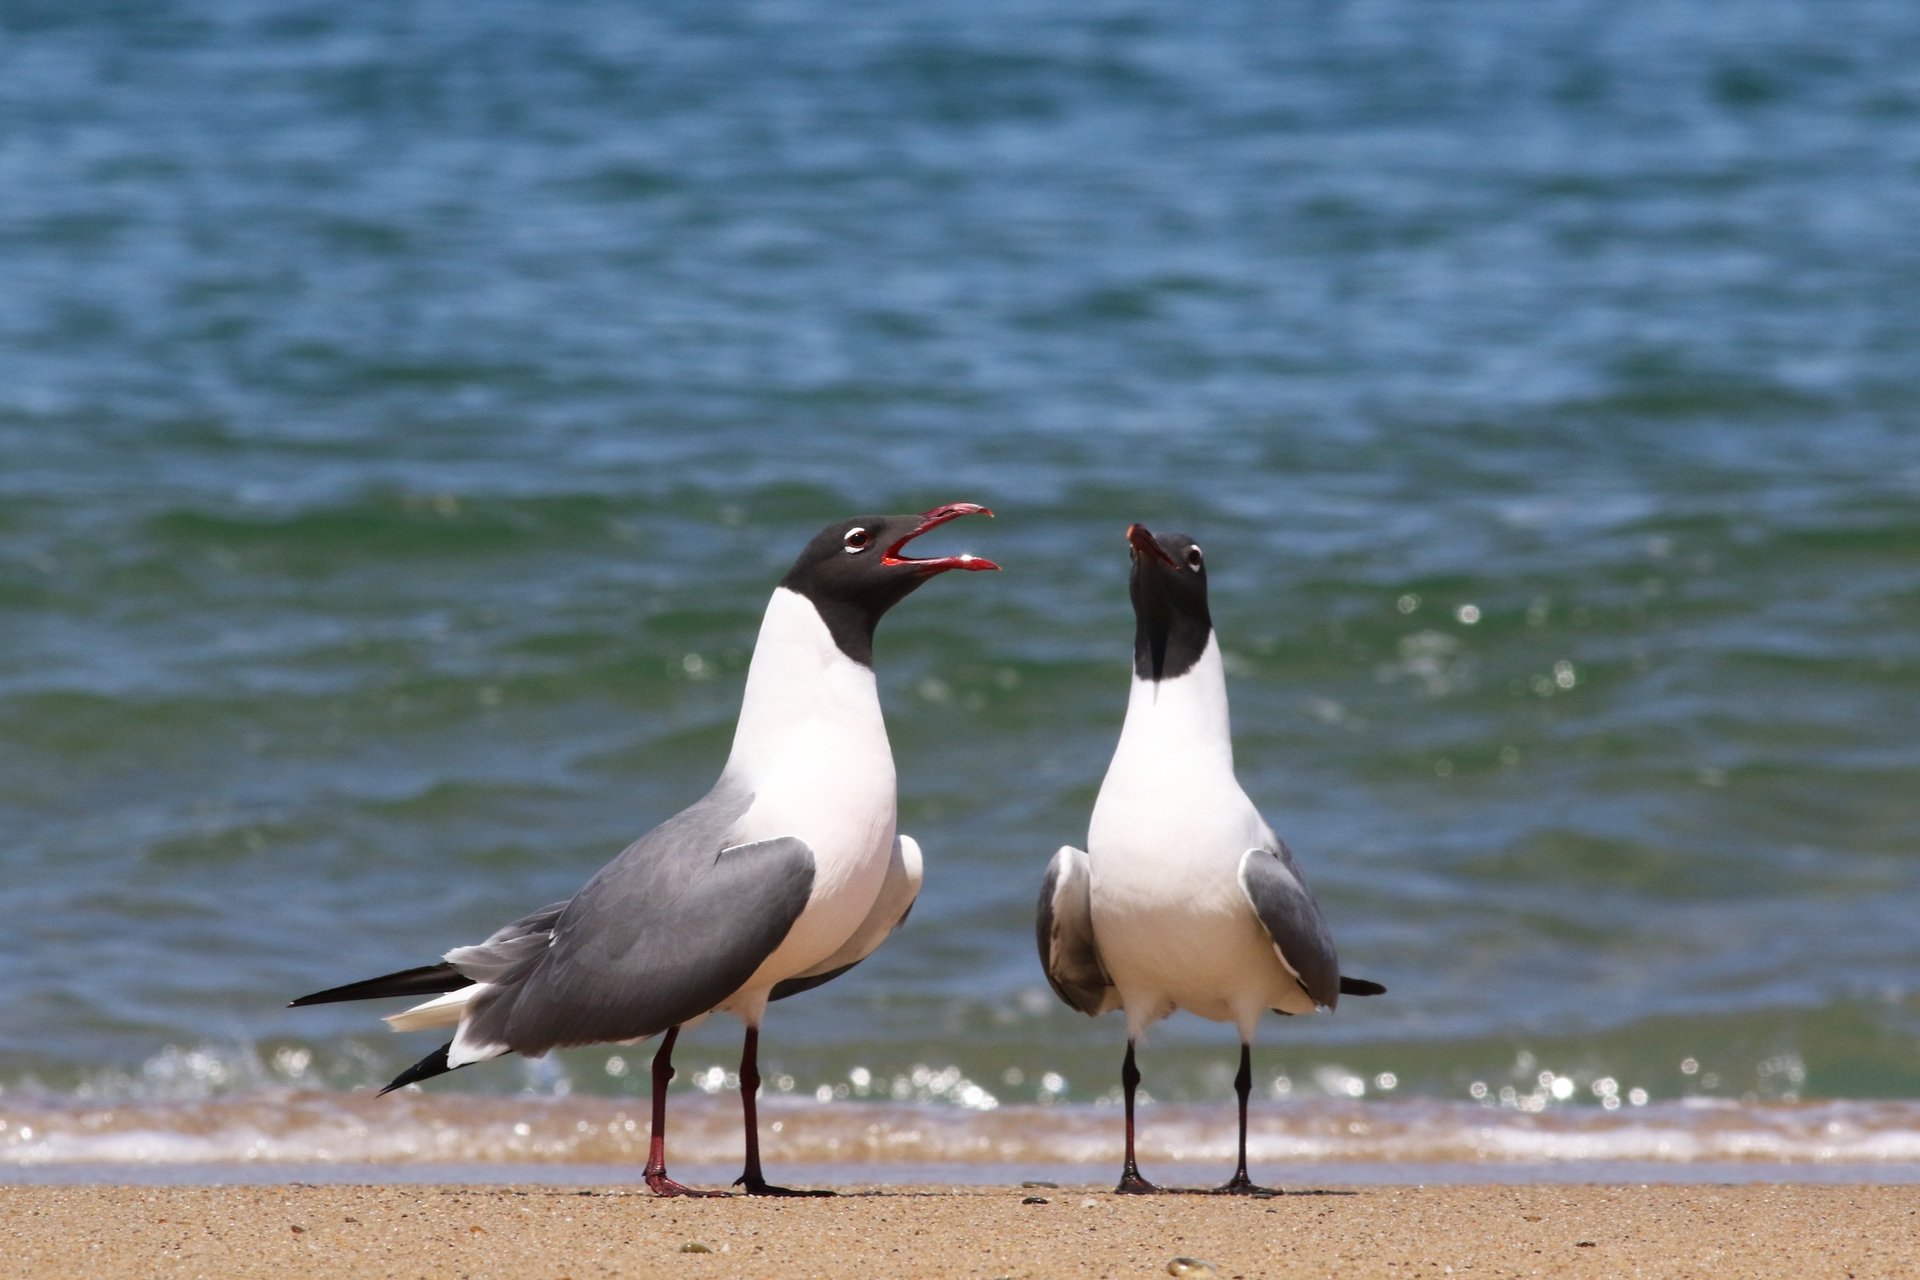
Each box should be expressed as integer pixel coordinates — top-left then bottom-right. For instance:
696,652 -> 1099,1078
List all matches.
725,587 -> 890,779
1110,631 -> 1235,777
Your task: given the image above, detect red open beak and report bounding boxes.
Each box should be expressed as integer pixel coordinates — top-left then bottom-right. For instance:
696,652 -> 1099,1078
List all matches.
1126,522 -> 1177,566
883,502 -> 1000,573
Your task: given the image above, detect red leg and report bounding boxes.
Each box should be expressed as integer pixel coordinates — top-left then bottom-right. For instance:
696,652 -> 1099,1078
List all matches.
732,1026 -> 832,1197
643,1027 -> 725,1197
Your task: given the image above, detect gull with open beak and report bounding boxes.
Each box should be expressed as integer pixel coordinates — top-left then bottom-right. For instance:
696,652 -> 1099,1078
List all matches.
293,503 -> 998,1196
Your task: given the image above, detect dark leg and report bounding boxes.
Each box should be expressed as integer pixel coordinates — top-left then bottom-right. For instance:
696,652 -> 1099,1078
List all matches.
643,1027 -> 726,1197
1115,1039 -> 1161,1194
732,1026 -> 832,1197
1210,1042 -> 1278,1195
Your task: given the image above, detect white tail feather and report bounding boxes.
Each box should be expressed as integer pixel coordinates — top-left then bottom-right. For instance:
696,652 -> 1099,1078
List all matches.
448,1019 -> 509,1069
384,985 -> 484,1032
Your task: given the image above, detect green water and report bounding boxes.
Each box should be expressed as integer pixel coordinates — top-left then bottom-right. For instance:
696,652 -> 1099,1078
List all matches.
1,2 -> 1918,1155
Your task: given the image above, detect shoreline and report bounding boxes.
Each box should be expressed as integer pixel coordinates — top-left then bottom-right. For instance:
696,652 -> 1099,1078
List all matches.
6,1183 -> 1916,1279
12,1089 -> 1920,1169
9,1158 -> 1920,1188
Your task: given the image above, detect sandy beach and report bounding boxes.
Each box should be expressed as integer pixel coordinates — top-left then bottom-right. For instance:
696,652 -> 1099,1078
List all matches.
5,1182 -> 1915,1279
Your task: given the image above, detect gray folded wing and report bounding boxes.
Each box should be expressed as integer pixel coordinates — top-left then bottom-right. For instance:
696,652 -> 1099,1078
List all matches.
457,780 -> 816,1055
1036,845 -> 1118,1016
1237,841 -> 1341,1010
770,833 -> 922,1001
444,900 -> 571,982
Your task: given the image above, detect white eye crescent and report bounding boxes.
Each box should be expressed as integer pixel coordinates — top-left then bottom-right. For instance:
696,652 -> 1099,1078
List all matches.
843,527 -> 873,553
1186,545 -> 1204,570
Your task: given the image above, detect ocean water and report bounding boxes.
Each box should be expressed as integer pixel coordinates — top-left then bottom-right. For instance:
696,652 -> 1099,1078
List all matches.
4,0 -> 1920,1176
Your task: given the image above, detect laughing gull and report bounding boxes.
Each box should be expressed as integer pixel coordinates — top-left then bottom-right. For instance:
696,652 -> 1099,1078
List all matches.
292,503 -> 998,1196
1037,522 -> 1383,1195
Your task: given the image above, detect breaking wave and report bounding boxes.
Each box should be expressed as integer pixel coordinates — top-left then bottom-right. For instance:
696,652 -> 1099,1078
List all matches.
7,1090 -> 1920,1171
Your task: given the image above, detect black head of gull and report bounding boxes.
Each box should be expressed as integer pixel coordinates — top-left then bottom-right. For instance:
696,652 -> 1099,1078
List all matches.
781,502 -> 999,664
1126,522 -> 1212,682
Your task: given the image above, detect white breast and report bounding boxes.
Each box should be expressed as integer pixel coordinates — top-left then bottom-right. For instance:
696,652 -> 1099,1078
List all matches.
1086,635 -> 1301,1036
720,588 -> 899,1007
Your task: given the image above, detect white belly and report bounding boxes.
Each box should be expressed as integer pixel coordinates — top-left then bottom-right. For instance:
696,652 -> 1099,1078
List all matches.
1087,765 -> 1307,1034
723,730 -> 897,1007
711,586 -> 901,1017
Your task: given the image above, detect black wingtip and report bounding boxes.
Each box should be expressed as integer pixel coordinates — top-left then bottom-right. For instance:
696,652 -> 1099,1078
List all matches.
1339,975 -> 1387,997
290,963 -> 470,1009
378,1042 -> 457,1096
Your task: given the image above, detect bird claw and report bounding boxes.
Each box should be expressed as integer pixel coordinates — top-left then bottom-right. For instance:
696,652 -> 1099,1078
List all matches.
1208,1173 -> 1280,1197
645,1172 -> 729,1198
733,1175 -> 834,1197
1114,1171 -> 1163,1195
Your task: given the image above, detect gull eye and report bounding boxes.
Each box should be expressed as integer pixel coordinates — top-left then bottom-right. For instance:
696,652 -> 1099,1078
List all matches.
1186,545 -> 1204,571
842,527 -> 873,554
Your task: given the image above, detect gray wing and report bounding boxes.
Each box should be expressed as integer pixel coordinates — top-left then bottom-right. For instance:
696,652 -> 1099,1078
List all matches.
457,779 -> 815,1055
770,833 -> 923,1001
1036,845 -> 1118,1016
1237,842 -> 1341,1010
443,900 -> 570,982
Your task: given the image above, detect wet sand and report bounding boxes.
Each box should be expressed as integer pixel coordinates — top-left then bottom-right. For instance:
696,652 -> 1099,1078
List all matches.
4,1182 -> 1916,1279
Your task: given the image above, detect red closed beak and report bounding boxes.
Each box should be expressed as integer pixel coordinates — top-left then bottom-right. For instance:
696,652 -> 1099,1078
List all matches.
1126,522 -> 1176,566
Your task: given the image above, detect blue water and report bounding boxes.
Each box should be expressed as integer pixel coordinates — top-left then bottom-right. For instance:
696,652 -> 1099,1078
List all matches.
3,0 -> 1920,1169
